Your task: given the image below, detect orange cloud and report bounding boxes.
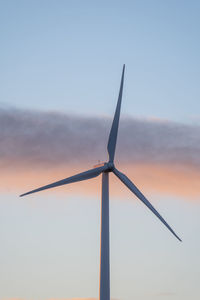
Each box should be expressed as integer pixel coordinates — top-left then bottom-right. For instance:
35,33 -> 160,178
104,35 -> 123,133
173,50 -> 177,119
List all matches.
1,162 -> 200,200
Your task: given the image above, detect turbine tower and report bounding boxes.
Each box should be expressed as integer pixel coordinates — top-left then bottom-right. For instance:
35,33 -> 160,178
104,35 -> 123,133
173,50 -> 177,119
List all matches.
20,65 -> 181,300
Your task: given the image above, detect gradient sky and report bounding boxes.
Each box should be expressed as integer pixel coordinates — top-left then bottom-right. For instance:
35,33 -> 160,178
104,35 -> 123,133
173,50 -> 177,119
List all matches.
0,1 -> 200,300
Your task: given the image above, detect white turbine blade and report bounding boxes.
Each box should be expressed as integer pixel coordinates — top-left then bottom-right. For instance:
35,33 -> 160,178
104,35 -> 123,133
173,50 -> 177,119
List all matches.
107,64 -> 125,162
20,165 -> 108,197
113,168 -> 182,242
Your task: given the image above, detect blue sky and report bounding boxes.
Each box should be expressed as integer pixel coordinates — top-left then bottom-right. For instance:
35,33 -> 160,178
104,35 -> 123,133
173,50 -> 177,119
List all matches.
0,1 -> 200,300
1,0 -> 200,122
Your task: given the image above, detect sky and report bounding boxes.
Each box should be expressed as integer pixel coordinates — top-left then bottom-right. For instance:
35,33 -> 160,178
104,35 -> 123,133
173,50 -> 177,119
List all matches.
0,1 -> 200,300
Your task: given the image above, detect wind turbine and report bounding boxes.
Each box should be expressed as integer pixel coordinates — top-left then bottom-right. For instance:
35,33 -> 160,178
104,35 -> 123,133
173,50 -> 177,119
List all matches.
20,65 -> 181,300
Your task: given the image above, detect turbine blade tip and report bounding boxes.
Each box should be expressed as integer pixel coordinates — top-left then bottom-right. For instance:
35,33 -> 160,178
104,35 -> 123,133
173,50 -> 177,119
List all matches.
174,233 -> 182,242
19,192 -> 28,197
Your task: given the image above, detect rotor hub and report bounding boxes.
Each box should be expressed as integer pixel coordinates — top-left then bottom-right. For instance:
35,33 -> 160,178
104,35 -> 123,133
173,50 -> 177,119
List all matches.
106,162 -> 115,172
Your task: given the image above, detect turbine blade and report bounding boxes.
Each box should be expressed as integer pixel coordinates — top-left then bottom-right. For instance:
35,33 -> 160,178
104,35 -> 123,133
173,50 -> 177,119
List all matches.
113,168 -> 182,242
20,165 -> 108,197
107,64 -> 125,162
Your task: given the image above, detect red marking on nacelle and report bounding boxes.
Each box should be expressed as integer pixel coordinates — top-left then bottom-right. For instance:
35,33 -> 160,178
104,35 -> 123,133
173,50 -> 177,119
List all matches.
93,162 -> 106,168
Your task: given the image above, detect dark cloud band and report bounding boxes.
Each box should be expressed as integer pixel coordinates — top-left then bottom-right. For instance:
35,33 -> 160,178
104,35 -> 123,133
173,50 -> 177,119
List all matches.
0,107 -> 200,169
